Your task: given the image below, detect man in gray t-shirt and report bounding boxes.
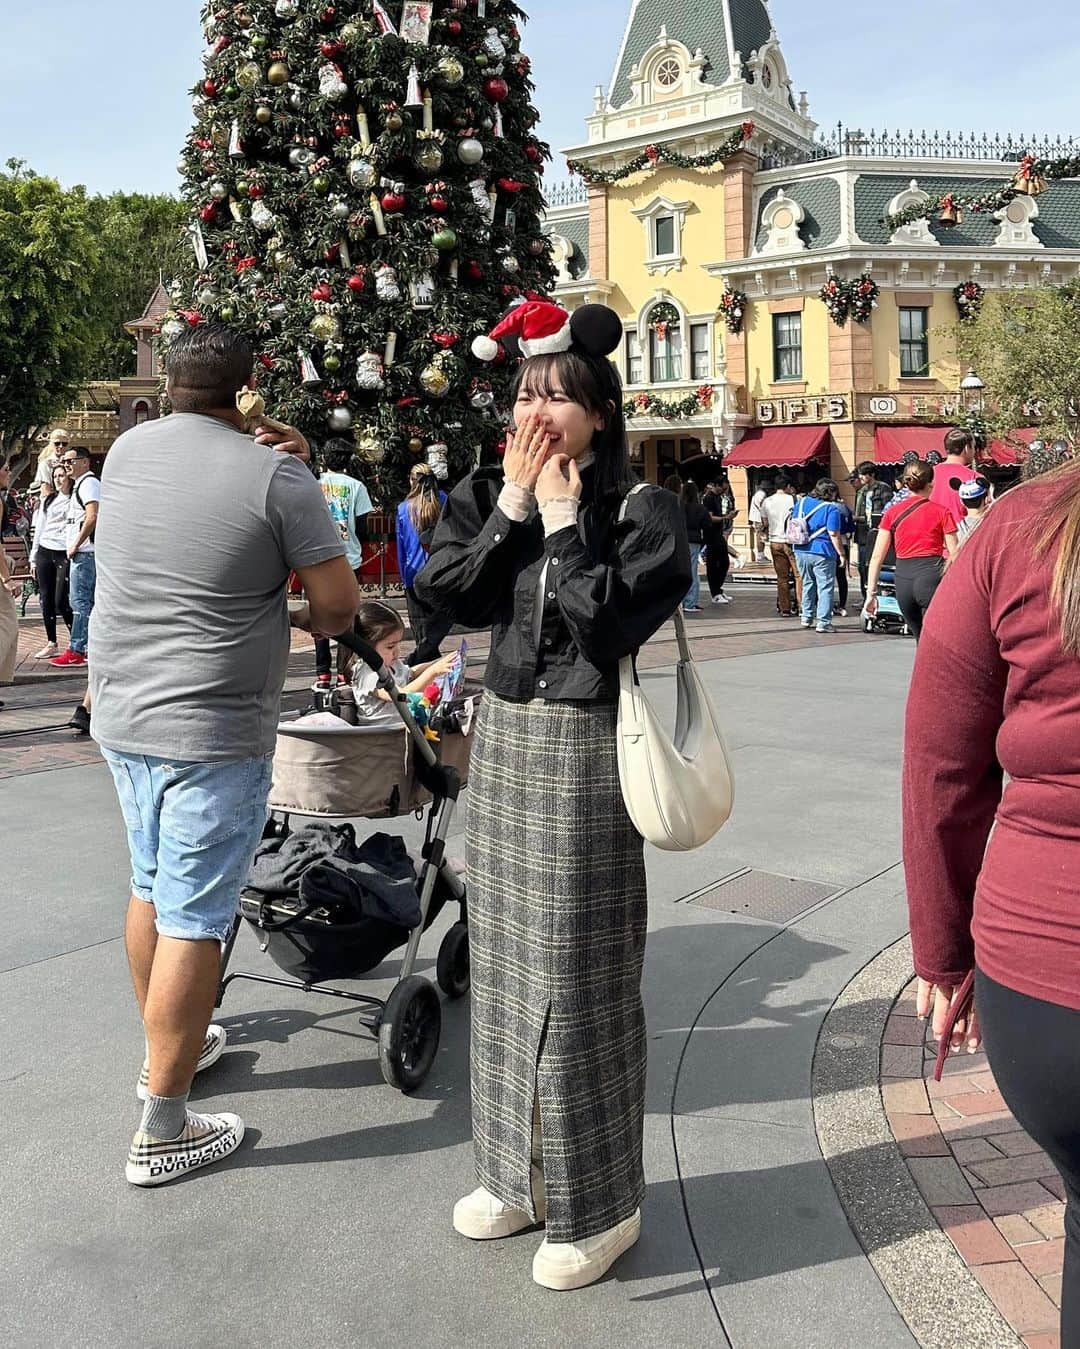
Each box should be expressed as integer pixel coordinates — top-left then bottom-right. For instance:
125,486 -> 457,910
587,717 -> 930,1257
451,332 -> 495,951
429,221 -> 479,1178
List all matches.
90,324 -> 360,1187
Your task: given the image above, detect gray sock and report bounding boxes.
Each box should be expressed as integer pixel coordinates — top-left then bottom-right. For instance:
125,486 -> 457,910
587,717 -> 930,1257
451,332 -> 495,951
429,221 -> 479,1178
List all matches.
140,1092 -> 189,1141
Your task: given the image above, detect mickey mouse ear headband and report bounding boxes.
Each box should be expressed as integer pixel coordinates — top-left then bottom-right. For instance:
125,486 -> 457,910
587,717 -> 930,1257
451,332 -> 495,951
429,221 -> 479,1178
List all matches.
471,299 -> 623,364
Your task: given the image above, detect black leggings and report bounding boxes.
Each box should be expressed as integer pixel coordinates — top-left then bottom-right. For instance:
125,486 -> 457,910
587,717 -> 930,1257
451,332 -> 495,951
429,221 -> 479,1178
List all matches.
705,539 -> 730,597
35,547 -> 72,644
977,969 -> 1080,1345
894,555 -> 944,639
835,555 -> 848,611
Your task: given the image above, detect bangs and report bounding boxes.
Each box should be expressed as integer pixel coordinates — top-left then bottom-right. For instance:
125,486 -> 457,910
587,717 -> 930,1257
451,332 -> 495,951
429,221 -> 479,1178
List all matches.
514,351 -> 607,416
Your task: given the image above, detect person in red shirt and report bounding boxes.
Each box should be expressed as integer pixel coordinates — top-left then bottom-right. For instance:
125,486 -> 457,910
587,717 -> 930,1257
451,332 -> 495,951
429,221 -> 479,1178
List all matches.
930,427 -> 979,526
903,465 -> 1080,1347
864,460 -> 958,638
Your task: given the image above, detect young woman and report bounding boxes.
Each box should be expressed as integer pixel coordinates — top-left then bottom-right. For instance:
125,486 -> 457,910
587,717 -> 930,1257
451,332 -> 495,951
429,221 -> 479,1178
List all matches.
865,461 -> 958,640
29,463 -> 75,658
418,301 -> 691,1291
396,464 -> 450,665
904,460 -> 1080,1347
680,480 -> 709,612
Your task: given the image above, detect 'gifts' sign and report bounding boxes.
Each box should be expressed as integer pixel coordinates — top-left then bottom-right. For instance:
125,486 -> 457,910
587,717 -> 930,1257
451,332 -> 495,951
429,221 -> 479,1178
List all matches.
756,394 -> 849,425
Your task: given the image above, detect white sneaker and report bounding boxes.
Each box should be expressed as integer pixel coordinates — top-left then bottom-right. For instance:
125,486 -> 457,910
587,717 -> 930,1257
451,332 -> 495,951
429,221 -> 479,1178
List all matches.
125,1109 -> 245,1187
532,1209 -> 642,1290
33,643 -> 59,659
454,1169 -> 547,1239
137,1025 -> 227,1101
717,592 -> 732,604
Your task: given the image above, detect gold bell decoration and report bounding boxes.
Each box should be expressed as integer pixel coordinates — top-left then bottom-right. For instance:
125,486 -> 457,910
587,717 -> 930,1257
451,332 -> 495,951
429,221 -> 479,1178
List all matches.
937,194 -> 963,228
1012,155 -> 1047,197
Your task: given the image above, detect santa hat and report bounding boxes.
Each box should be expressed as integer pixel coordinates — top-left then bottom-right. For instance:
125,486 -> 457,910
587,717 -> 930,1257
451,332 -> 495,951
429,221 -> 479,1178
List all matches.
472,299 -> 623,364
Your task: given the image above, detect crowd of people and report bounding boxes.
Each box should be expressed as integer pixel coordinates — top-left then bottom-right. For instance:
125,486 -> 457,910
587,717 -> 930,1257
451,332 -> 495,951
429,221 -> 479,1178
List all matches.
3,308 -> 1080,1332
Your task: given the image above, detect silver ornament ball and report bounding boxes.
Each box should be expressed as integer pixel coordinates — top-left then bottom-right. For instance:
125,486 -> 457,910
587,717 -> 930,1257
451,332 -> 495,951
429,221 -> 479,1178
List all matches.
327,407 -> 354,431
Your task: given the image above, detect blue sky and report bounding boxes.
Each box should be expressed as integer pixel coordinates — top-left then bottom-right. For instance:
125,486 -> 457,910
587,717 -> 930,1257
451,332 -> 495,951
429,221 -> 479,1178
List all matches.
1,0 -> 1076,196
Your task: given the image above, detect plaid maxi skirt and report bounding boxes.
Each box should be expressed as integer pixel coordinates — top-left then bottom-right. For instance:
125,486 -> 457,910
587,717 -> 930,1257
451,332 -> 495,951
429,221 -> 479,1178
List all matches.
465,692 -> 648,1243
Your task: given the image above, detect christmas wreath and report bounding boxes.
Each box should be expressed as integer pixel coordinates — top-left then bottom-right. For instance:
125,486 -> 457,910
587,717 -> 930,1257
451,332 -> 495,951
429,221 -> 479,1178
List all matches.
568,123 -> 753,186
954,280 -> 985,321
820,276 -> 849,326
848,274 -> 879,325
719,283 -> 747,335
625,385 -> 714,421
648,301 -> 681,341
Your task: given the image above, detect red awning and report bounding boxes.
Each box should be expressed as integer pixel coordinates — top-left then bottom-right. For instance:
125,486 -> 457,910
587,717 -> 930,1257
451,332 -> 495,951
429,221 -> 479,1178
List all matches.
725,425 -> 831,469
874,426 -> 955,464
982,427 -> 1038,466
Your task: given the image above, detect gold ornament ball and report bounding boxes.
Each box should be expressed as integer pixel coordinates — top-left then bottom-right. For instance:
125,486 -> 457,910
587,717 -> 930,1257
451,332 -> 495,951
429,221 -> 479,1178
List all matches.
415,143 -> 444,173
255,105 -> 273,125
310,313 -> 342,343
420,363 -> 451,398
267,60 -> 290,86
436,55 -> 465,86
385,110 -> 405,133
408,437 -> 424,454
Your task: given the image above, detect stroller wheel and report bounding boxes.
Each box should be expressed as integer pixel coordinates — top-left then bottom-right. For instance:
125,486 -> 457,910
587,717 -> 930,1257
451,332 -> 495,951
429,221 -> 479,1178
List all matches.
436,922 -> 470,999
378,976 -> 442,1092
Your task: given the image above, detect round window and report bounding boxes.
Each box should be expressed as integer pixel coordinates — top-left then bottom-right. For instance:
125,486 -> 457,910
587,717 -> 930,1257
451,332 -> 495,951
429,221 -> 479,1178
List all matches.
655,57 -> 681,88
762,62 -> 774,89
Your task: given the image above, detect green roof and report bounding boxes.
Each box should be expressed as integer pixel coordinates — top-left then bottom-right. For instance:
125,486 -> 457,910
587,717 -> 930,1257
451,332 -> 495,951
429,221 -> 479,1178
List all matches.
608,0 -> 773,109
855,174 -> 1080,249
544,214 -> 590,279
754,177 -> 842,253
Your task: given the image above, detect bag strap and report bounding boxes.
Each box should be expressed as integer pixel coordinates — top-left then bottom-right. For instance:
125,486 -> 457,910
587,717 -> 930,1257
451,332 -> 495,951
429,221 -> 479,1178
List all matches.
619,482 -> 692,665
891,498 -> 929,533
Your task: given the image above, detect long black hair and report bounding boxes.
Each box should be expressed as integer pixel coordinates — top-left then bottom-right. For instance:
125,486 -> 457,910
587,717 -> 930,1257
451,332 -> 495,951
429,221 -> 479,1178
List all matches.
511,349 -> 636,499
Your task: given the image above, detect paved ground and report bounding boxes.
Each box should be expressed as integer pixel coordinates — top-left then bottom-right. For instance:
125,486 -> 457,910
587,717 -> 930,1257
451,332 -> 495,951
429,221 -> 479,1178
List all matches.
0,582 -> 1052,1347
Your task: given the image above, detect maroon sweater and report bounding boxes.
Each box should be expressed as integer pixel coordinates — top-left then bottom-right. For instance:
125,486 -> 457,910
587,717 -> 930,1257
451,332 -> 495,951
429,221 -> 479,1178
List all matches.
904,479 -> 1080,1012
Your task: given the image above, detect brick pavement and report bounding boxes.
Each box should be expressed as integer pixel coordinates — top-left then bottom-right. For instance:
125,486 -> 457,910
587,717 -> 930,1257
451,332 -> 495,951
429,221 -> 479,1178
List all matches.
882,979 -> 1066,1347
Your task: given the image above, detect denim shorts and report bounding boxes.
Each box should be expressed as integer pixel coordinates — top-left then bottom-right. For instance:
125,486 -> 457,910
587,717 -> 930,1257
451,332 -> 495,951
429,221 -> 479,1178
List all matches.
101,747 -> 274,943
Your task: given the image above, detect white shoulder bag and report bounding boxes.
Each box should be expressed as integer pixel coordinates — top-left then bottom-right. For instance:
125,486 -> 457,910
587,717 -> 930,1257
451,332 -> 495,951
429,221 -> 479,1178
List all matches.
616,484 -> 735,851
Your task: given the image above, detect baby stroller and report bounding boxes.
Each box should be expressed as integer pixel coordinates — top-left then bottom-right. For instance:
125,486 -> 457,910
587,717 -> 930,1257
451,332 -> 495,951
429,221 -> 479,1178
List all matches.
216,629 -> 473,1093
863,566 -> 910,637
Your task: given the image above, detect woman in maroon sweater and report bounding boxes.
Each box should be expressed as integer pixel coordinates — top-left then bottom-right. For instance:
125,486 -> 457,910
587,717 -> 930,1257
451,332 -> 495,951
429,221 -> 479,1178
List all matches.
904,467 -> 1080,1345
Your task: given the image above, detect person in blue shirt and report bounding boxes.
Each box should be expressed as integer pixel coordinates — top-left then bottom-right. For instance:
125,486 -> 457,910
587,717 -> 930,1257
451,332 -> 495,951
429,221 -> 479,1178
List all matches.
396,464 -> 451,664
314,439 -> 373,685
792,478 -> 849,633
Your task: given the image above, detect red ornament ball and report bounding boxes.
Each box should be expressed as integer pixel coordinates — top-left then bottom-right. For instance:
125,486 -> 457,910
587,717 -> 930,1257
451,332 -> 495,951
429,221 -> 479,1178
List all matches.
311,282 -> 333,302
446,19 -> 462,36
524,144 -> 542,164
381,189 -> 407,213
462,260 -> 484,283
202,79 -> 218,97
248,184 -> 265,199
428,194 -> 449,213
483,77 -> 509,104
199,203 -> 217,222
320,39 -> 343,58
347,271 -> 366,293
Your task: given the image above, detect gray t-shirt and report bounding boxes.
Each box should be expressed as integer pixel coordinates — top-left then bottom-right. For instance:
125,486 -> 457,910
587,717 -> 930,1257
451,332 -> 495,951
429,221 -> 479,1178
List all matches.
89,413 -> 345,761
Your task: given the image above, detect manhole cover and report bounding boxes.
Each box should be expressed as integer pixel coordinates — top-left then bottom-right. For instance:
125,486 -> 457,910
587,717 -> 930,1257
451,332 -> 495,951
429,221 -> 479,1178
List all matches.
689,870 -> 838,924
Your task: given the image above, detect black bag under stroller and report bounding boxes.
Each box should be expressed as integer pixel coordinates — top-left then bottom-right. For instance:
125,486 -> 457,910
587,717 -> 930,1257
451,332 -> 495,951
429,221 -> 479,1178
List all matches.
217,629 -> 474,1093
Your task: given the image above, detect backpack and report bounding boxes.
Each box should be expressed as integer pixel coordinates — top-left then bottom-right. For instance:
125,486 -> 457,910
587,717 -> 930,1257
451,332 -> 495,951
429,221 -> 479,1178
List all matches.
786,498 -> 829,549
73,475 -> 99,540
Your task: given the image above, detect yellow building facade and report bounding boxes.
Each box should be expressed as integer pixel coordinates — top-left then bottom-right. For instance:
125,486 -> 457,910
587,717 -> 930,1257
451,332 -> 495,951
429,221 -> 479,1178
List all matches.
545,0 -> 1080,552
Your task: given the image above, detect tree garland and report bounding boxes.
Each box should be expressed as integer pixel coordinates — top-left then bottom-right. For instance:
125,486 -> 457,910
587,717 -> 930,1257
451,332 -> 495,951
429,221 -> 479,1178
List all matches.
819,273 -> 879,327
880,151 -> 1080,232
719,283 -> 747,334
567,123 -> 753,186
954,280 -> 985,321
625,385 -> 714,421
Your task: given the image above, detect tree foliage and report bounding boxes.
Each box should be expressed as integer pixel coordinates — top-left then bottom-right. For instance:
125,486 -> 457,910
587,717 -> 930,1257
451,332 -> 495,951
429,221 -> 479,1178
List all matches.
0,160 -> 104,468
955,284 -> 1080,449
83,193 -> 188,378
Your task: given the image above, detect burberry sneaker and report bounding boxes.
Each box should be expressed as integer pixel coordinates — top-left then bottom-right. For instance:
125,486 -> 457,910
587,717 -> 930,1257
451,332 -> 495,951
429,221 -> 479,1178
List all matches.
137,1025 -> 227,1101
126,1109 -> 244,1187
453,1168 -> 547,1240
532,1209 -> 642,1291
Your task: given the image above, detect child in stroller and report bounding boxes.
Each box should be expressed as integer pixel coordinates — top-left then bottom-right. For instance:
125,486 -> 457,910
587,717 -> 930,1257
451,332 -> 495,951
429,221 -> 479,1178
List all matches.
341,601 -> 459,728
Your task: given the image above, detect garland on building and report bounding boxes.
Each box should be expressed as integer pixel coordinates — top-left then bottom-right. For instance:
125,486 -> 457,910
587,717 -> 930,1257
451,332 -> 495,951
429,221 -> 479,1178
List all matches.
567,122 -> 753,186
625,384 -> 714,421
820,273 -> 878,327
880,151 -> 1080,232
719,282 -> 747,334
954,280 -> 985,321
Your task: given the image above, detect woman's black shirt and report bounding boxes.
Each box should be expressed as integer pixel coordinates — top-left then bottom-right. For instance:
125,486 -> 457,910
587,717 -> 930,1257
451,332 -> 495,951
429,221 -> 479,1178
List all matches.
416,465 -> 691,703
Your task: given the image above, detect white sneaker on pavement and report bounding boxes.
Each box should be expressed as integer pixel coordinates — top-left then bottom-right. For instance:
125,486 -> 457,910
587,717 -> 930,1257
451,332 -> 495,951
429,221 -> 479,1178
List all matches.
532,1209 -> 642,1290
454,1168 -> 547,1239
125,1109 -> 245,1186
137,1024 -> 227,1101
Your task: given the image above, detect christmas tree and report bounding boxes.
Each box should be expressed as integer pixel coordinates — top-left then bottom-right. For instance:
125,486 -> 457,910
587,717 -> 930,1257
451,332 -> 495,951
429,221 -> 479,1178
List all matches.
170,0 -> 554,498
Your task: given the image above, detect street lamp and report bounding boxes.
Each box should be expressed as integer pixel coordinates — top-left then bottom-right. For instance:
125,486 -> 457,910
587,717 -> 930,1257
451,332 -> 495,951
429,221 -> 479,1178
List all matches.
960,368 -> 985,411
